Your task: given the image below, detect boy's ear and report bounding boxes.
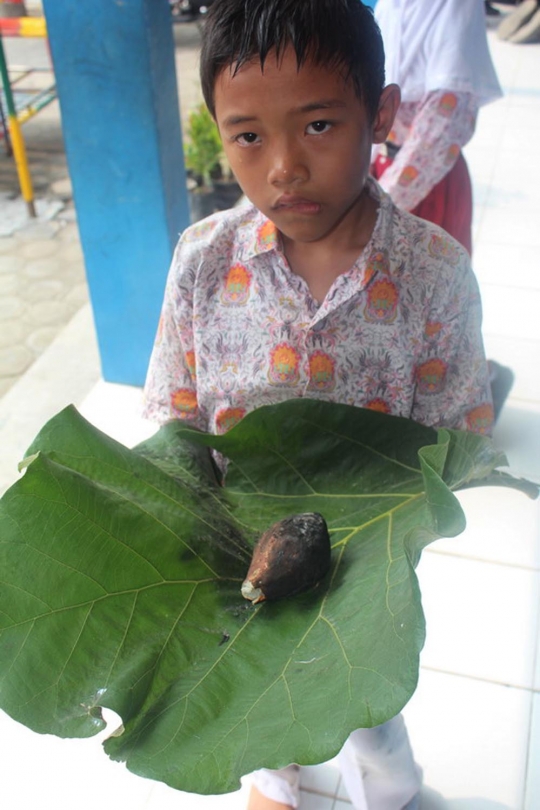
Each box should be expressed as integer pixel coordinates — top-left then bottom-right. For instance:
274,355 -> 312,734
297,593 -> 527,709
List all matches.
371,84 -> 401,144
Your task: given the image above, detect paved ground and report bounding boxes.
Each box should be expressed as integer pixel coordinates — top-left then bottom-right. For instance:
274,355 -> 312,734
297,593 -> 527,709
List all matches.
0,218 -> 88,396
0,19 -> 203,398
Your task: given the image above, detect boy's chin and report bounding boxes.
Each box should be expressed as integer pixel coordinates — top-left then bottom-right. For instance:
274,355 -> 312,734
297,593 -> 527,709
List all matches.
270,201 -> 372,244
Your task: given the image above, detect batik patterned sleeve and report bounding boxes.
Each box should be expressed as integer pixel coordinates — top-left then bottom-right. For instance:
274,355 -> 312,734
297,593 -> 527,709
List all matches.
142,237 -> 207,430
378,90 -> 478,212
411,235 -> 494,436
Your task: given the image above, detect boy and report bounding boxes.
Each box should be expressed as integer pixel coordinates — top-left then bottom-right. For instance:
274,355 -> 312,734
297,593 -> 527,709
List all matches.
143,1 -> 494,807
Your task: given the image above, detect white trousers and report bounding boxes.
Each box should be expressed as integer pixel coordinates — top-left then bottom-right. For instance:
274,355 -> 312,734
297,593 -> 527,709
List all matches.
250,715 -> 422,810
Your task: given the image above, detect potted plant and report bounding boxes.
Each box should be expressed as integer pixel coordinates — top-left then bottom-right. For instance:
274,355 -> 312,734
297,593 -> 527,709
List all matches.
184,102 -> 242,222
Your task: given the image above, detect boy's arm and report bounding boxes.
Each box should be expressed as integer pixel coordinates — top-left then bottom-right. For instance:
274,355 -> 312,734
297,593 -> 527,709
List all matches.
377,90 -> 478,212
143,239 -> 207,431
411,247 -> 494,436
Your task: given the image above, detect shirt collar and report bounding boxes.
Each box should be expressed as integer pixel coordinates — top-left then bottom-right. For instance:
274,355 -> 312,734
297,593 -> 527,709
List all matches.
245,211 -> 281,258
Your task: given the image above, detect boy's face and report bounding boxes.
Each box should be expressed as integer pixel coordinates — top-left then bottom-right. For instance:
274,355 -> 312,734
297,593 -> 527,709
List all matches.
214,49 -> 396,245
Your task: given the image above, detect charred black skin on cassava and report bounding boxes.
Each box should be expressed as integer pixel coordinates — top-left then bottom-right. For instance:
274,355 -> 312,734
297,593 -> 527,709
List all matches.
241,513 -> 331,604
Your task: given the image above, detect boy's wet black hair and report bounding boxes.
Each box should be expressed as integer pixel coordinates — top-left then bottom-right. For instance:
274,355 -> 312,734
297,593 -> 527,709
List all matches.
200,0 -> 386,121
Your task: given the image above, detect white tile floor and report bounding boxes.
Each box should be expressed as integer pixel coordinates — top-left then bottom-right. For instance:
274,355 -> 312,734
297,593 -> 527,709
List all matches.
1,21 -> 539,810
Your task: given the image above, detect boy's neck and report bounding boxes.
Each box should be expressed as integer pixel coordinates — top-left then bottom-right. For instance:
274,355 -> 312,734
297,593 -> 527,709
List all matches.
281,190 -> 379,304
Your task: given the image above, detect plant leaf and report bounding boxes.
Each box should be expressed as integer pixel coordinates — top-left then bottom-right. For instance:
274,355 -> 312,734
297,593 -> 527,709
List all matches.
0,400 -> 536,794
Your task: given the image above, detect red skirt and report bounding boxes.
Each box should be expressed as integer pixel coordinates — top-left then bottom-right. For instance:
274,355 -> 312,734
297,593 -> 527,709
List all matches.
372,151 -> 473,255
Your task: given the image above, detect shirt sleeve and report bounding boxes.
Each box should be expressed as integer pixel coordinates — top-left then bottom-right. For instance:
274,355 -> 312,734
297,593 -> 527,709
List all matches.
411,244 -> 494,436
378,90 -> 478,212
142,237 -> 207,430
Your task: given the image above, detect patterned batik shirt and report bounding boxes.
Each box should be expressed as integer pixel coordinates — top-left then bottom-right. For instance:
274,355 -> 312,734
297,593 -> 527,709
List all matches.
373,90 -> 478,212
143,177 -> 494,436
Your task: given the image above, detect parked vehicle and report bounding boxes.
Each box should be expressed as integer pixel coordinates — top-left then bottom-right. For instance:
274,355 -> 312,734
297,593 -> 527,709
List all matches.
169,0 -> 214,23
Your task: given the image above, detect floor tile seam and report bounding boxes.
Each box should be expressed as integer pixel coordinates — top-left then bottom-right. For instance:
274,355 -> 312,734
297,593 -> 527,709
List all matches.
300,786 -> 341,799
502,395 -> 540,411
480,279 -> 540,295
476,277 -> 540,295
467,50 -> 514,193
496,34 -> 531,98
506,91 -> 540,107
521,670 -> 538,810
528,586 -> 540,702
419,663 -> 539,694
483,335 -> 540,355
482,330 -> 540,352
424,546 -> 540,573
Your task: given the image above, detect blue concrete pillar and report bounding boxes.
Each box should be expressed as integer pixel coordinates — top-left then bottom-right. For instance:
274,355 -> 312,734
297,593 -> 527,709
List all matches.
42,0 -> 189,386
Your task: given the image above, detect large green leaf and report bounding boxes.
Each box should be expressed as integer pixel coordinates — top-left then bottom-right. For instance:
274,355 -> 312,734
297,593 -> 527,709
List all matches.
0,401 -> 536,793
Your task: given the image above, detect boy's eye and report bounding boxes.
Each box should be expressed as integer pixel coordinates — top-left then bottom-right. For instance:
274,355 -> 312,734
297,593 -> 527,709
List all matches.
306,120 -> 332,135
235,132 -> 260,145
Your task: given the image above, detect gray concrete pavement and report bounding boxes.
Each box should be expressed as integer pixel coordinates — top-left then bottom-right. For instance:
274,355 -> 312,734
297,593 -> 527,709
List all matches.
0,215 -> 88,396
0,18 -> 203,397
0,27 -> 81,396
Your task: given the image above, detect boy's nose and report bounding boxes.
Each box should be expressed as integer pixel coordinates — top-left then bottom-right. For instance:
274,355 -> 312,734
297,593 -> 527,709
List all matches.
267,141 -> 308,186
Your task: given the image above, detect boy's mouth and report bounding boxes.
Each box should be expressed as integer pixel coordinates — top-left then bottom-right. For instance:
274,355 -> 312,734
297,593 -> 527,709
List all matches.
272,195 -> 321,214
